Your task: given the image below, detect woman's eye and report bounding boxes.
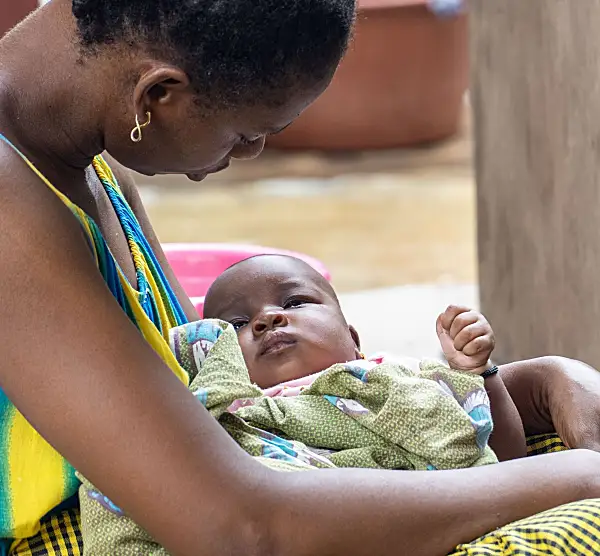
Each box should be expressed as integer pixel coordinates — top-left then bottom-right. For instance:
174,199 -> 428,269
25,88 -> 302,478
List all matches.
239,135 -> 259,146
230,320 -> 248,331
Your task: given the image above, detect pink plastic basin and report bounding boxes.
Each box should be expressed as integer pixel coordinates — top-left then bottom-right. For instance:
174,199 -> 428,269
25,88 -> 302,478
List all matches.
162,243 -> 332,317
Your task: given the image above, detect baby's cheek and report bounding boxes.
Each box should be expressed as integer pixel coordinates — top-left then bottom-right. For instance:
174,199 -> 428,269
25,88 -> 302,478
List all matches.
238,336 -> 256,368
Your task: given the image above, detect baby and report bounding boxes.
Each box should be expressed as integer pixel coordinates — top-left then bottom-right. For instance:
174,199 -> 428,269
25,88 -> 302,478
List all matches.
79,254 -> 530,554
200,254 -> 526,463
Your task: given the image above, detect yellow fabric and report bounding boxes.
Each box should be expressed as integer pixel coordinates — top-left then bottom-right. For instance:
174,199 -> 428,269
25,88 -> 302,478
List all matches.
452,499 -> 600,555
121,278 -> 189,385
7,418 -> 66,539
10,510 -> 81,556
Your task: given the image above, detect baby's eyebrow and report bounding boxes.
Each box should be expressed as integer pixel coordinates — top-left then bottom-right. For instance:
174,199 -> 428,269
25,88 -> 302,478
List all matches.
212,303 -> 244,319
276,278 -> 317,291
278,283 -> 328,301
205,291 -> 247,318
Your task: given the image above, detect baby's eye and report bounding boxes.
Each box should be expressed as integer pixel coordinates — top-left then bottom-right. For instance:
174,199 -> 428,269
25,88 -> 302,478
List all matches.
230,319 -> 248,331
284,298 -> 308,309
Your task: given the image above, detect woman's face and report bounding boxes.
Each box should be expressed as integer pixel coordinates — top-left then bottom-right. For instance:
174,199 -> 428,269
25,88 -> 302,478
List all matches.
104,80 -> 328,182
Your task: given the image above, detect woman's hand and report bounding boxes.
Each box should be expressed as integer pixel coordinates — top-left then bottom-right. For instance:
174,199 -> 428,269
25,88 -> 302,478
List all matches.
436,305 -> 495,374
500,356 -> 600,450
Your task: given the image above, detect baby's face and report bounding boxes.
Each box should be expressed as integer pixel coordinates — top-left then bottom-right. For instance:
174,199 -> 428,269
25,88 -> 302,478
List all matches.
203,256 -> 360,388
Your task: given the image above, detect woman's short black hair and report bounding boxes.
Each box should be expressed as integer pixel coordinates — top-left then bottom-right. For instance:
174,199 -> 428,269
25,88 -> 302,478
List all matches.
72,0 -> 356,108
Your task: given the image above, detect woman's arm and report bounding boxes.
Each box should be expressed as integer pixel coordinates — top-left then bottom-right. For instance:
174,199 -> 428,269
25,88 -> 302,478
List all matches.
82,449 -> 600,556
499,358 -> 554,436
270,449 -> 600,556
501,356 -> 600,451
3,166 -> 600,556
0,165 -> 266,553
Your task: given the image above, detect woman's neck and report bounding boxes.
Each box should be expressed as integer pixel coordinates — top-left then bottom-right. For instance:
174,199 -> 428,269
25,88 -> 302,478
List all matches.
0,0 -> 109,178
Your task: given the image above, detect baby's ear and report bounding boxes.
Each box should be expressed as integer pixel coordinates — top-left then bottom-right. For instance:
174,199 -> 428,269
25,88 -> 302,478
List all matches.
349,325 -> 361,351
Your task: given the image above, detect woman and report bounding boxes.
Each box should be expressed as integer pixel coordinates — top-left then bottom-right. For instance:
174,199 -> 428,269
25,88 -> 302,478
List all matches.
2,1 -> 600,555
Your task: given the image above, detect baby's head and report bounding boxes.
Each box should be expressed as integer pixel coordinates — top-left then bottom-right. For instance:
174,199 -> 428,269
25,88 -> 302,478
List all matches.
203,255 -> 361,388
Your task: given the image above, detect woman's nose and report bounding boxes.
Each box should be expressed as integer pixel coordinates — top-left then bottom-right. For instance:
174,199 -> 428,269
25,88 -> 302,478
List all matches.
252,310 -> 288,335
230,136 -> 266,160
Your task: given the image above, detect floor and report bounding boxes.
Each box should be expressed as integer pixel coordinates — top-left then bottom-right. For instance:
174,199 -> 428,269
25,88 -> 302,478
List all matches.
138,107 -> 476,357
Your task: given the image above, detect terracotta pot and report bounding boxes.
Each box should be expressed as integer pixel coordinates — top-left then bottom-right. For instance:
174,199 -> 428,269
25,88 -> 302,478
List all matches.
268,0 -> 468,150
0,1 -> 38,37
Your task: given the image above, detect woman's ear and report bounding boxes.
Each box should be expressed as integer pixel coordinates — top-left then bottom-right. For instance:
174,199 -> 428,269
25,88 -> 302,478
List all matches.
132,63 -> 192,118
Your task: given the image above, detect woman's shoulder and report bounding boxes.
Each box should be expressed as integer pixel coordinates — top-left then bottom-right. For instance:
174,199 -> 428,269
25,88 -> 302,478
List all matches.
0,140 -> 92,268
0,141 -> 71,220
0,139 -> 43,192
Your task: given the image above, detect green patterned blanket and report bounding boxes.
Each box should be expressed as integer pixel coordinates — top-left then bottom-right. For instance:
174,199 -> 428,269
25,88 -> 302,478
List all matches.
79,319 -> 497,554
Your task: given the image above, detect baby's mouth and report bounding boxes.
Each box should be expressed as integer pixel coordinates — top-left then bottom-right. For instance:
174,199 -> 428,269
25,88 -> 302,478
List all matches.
260,331 -> 297,357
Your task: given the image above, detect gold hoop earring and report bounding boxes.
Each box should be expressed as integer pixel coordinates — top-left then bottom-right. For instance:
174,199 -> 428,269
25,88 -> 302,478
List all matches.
130,111 -> 152,143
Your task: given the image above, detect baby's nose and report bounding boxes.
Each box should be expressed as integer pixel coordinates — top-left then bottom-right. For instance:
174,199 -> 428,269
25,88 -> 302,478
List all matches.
252,310 -> 288,334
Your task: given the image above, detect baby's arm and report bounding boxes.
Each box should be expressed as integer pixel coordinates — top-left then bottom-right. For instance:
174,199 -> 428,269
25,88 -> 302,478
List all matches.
437,306 -> 527,461
483,371 -> 527,460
